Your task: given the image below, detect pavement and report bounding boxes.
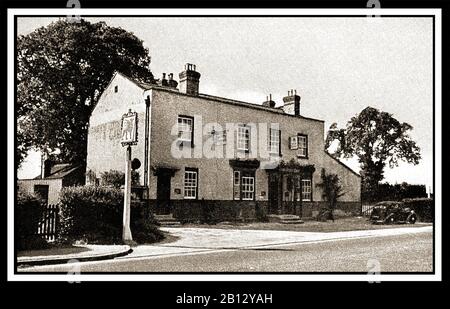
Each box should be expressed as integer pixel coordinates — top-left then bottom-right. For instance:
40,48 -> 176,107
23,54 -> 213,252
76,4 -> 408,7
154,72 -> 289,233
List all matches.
158,225 -> 433,249
17,244 -> 132,266
18,225 -> 432,271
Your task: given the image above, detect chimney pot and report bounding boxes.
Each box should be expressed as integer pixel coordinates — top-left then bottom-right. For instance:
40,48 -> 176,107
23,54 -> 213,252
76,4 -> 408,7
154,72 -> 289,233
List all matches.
41,154 -> 53,178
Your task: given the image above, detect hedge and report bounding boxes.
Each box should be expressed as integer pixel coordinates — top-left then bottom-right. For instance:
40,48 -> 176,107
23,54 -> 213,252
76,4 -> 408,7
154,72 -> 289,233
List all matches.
16,191 -> 49,250
59,185 -> 163,244
363,182 -> 427,202
402,198 -> 434,222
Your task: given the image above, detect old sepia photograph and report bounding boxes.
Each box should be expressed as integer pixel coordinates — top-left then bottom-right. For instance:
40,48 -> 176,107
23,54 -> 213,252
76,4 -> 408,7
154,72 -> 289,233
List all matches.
7,7 -> 442,284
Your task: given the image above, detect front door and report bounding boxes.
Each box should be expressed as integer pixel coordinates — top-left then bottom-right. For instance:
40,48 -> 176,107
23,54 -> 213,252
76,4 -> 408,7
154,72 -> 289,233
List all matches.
268,173 -> 280,214
156,171 -> 171,214
283,175 -> 301,215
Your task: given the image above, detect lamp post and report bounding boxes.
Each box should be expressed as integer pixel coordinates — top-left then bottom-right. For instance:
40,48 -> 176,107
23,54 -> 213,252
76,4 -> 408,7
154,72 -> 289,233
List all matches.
122,144 -> 133,242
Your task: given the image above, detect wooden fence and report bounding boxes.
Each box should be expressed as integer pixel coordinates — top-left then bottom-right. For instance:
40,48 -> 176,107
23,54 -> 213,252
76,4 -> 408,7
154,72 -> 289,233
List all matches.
37,204 -> 59,241
361,204 -> 374,217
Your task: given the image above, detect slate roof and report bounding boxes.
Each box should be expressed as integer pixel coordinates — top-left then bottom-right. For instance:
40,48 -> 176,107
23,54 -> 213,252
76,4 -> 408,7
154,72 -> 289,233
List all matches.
33,163 -> 82,180
114,71 -> 325,123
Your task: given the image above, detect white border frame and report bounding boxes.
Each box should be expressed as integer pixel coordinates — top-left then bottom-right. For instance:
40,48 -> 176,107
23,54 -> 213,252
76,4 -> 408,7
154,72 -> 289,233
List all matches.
7,8 -> 442,282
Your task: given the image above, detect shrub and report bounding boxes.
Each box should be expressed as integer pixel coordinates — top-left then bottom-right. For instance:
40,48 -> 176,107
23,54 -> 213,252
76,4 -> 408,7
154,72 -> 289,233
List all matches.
402,198 -> 434,222
100,170 -> 140,188
16,191 -> 49,250
315,168 -> 344,221
200,199 -> 217,224
130,201 -> 163,243
59,185 -> 162,244
255,202 -> 269,222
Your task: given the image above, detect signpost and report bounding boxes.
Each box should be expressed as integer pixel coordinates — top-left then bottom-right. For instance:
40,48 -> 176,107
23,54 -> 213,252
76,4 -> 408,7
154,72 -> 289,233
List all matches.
121,109 -> 138,243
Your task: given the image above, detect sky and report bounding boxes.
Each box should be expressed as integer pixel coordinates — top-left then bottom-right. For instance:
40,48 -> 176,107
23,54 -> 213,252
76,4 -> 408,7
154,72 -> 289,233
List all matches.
16,17 -> 434,192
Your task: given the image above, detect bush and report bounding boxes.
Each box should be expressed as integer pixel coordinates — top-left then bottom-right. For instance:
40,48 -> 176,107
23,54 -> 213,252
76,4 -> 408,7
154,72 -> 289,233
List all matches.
402,198 -> 434,222
130,201 -> 163,243
100,170 -> 140,188
16,191 -> 49,250
255,202 -> 269,222
200,199 -> 217,224
59,186 -> 163,244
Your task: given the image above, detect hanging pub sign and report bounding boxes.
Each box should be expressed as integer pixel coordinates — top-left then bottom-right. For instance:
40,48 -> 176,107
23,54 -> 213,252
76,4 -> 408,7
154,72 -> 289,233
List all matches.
289,136 -> 298,150
121,109 -> 138,146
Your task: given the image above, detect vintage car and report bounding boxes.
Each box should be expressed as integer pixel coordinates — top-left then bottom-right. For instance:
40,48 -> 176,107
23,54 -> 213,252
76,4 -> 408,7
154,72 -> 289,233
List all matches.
369,201 -> 417,224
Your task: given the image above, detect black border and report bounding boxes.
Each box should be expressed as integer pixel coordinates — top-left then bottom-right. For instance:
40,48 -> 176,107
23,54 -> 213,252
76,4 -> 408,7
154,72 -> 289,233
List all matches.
11,13 -> 437,277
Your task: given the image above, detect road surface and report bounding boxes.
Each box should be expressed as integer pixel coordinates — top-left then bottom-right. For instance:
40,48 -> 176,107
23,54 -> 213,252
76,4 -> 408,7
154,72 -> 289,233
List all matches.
20,227 -> 433,273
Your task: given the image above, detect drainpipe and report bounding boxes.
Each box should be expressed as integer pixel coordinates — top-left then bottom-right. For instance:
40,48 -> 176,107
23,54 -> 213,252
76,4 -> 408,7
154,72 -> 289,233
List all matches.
144,94 -> 151,189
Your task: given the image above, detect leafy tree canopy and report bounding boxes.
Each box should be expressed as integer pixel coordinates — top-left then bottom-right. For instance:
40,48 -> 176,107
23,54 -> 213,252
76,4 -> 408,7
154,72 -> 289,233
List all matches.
17,19 -> 154,168
325,106 -> 421,197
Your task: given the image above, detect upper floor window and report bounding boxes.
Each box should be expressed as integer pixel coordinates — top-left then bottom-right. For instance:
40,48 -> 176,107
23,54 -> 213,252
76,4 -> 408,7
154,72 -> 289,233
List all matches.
237,124 -> 250,152
301,178 -> 312,201
184,168 -> 198,199
178,116 -> 194,145
269,128 -> 281,155
297,134 -> 308,158
114,85 -> 118,93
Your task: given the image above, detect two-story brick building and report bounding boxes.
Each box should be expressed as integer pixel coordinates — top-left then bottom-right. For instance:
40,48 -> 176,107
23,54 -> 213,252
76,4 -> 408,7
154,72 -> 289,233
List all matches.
86,64 -> 361,221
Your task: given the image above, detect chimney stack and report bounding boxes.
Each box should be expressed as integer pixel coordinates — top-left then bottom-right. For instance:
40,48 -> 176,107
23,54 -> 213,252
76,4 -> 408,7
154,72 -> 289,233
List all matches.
262,93 -> 276,108
179,63 -> 201,96
167,73 -> 178,88
41,154 -> 53,179
161,73 -> 168,86
282,89 -> 301,116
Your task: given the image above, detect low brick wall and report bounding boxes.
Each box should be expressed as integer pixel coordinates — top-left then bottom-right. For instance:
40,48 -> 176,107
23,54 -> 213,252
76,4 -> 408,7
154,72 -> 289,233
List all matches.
144,199 -> 360,222
302,201 -> 362,219
147,199 -> 269,223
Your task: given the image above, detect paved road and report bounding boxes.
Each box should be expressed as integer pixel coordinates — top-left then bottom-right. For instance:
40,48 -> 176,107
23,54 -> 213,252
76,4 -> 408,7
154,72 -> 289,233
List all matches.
21,227 -> 432,272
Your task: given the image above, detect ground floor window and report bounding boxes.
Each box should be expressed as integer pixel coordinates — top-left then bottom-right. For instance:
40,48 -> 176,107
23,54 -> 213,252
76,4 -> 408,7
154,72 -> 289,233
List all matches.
233,170 -> 255,201
184,168 -> 198,199
301,178 -> 312,201
241,176 -> 255,200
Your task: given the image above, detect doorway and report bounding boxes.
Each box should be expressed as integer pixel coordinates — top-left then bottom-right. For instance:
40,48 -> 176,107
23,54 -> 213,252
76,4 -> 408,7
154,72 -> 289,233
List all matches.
268,173 -> 280,214
156,171 -> 172,215
34,185 -> 49,205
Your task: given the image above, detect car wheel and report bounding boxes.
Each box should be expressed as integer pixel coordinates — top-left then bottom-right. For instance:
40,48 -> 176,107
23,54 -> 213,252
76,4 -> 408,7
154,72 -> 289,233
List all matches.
384,215 -> 395,224
407,214 -> 417,224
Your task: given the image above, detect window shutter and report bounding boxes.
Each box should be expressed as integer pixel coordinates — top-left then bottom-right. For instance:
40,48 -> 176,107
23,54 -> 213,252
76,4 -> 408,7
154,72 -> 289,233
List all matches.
191,117 -> 194,147
278,130 -> 282,155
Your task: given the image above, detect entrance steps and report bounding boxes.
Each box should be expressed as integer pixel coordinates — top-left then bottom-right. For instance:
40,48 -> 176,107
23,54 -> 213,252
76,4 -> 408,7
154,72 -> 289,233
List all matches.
154,214 -> 181,226
268,214 -> 304,224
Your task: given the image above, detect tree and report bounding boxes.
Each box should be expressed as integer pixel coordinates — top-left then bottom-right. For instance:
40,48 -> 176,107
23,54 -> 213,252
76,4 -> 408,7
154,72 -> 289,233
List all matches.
17,19 -> 154,168
315,169 -> 345,221
325,106 -> 421,201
